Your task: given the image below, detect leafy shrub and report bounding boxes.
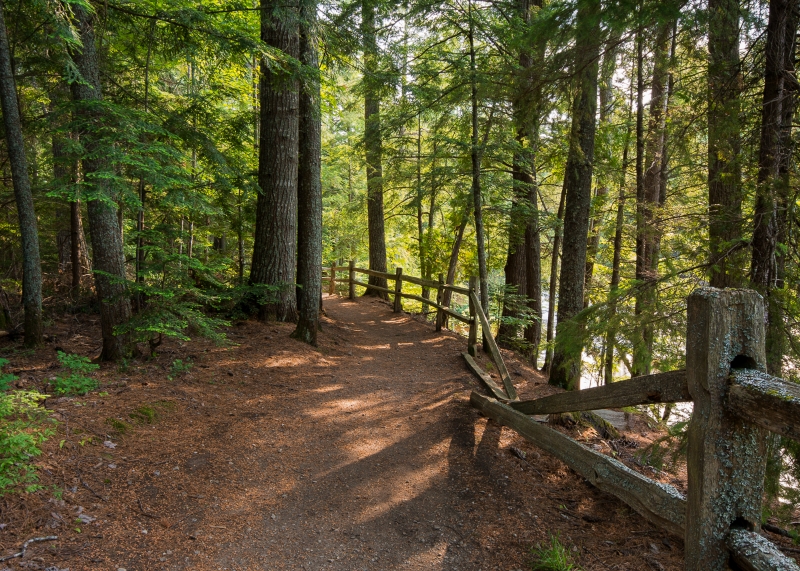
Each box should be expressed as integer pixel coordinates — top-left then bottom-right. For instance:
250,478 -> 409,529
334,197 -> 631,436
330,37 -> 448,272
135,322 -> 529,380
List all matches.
0,358 -> 16,391
0,390 -> 55,494
52,352 -> 99,396
168,358 -> 193,380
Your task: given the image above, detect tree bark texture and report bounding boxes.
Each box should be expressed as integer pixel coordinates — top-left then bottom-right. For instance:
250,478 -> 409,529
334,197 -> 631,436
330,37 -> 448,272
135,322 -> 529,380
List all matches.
441,215 -> 467,328
468,0 -> 490,329
708,0 -> 745,288
543,184 -> 566,374
0,0 -> 42,345
52,128 -> 91,292
750,0 -> 797,376
362,0 -> 388,297
292,0 -> 322,345
250,0 -> 300,321
70,5 -> 133,360
583,41 -> 618,307
549,0 -> 600,390
633,22 -> 671,377
604,55 -> 635,384
499,0 -> 543,359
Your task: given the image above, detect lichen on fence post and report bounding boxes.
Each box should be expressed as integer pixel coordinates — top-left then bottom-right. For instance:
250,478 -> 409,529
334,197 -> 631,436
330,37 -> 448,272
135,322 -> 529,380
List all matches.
685,288 -> 768,571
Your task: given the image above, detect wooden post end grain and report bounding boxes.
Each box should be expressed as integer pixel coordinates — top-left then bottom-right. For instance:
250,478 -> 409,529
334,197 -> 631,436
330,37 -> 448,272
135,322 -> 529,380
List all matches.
685,288 -> 768,571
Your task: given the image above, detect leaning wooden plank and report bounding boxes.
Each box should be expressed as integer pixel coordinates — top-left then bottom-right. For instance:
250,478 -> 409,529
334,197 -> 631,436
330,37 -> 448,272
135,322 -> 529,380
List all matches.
463,353 -> 509,400
470,391 -> 686,537
400,274 -> 441,289
727,529 -> 800,571
510,370 -> 690,415
469,292 -> 517,400
442,307 -> 470,324
353,267 -> 396,281
727,369 -> 800,443
350,279 -> 392,294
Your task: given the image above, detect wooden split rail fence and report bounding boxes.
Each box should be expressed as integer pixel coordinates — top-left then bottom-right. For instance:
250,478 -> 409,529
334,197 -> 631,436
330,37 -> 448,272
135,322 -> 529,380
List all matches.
322,262 -> 481,349
324,265 -> 800,571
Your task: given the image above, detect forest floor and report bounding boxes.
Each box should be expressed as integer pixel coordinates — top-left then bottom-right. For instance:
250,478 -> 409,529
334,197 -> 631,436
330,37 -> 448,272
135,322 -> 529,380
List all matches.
0,294 -> 717,571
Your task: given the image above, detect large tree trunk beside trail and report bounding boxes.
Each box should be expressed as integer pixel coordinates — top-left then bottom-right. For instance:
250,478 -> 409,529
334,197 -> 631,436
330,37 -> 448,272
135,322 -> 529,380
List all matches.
750,0 -> 798,376
549,0 -> 600,390
69,5 -> 133,360
362,0 -> 388,298
708,0 -> 745,289
293,0 -> 322,345
0,0 -> 42,346
250,0 -> 300,321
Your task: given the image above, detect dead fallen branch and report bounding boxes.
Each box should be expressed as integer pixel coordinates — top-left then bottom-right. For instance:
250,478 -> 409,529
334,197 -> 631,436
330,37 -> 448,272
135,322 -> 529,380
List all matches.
0,535 -> 58,562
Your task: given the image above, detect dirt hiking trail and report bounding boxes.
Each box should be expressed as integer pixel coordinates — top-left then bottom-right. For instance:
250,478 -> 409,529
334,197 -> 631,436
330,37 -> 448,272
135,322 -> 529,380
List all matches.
0,295 -> 686,571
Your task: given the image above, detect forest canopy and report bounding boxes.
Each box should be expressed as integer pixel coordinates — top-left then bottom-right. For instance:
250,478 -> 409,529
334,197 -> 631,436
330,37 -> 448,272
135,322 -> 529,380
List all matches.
0,0 -> 797,391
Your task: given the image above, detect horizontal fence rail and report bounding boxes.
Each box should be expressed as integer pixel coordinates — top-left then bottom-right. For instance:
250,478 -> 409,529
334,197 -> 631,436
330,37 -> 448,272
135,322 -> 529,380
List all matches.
322,261 -> 477,341
471,391 -> 687,537
726,368 -> 800,442
510,370 -> 691,414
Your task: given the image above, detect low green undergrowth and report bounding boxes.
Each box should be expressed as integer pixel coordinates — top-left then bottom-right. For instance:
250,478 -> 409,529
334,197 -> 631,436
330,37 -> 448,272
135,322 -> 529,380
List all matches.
0,360 -> 56,495
52,352 -> 99,396
531,534 -> 582,571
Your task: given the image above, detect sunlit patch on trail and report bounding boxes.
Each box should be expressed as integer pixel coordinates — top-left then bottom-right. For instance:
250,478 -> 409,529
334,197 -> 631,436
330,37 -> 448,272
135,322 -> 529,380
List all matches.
399,540 -> 449,568
309,384 -> 345,393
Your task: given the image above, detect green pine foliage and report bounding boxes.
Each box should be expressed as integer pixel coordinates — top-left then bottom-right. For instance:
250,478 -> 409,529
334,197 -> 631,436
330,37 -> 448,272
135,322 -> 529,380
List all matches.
52,351 -> 100,396
0,373 -> 55,495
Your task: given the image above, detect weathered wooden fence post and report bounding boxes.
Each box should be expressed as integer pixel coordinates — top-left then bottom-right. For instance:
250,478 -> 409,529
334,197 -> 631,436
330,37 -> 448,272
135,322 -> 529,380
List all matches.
685,288 -> 768,571
329,264 -> 336,296
468,276 -> 478,356
435,273 -> 444,331
393,267 -> 403,313
348,260 -> 355,300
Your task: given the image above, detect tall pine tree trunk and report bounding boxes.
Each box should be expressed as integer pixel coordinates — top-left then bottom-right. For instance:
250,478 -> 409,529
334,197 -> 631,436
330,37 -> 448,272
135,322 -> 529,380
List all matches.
69,5 -> 132,360
497,147 -> 527,346
292,0 -> 322,345
52,127 -> 90,293
468,0 -> 490,342
250,0 -> 300,321
0,0 -> 42,346
549,0 -> 600,390
441,215 -> 467,328
362,0 -> 388,297
750,0 -> 796,376
633,22 -> 671,377
583,42 -> 618,306
603,54 -> 635,384
708,0 -> 744,288
500,0 -> 544,358
543,184 -> 566,374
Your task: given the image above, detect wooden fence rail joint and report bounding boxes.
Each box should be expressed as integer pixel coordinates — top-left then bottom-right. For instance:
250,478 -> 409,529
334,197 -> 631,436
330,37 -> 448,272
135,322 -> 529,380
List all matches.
727,528 -> 800,571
